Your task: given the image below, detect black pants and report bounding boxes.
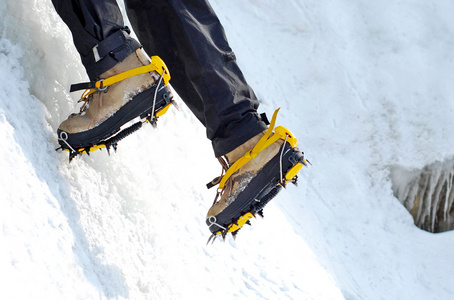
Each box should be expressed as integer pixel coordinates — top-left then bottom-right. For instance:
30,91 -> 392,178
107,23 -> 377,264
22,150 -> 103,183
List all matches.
52,0 -> 267,157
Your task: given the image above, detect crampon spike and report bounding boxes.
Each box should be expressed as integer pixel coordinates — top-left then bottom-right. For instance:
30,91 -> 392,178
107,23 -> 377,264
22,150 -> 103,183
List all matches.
171,99 -> 180,111
291,175 -> 298,186
68,150 -> 79,162
231,229 -> 240,240
221,229 -> 228,241
300,155 -> 312,167
206,234 -> 217,245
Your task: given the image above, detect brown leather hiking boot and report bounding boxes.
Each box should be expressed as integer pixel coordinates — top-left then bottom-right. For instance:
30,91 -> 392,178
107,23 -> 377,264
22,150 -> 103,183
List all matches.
57,50 -> 174,161
59,49 -> 159,134
205,109 -> 308,241
207,131 -> 284,217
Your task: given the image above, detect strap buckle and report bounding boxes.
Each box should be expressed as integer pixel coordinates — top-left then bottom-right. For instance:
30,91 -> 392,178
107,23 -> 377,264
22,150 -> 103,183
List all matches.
93,44 -> 101,63
96,79 -> 108,92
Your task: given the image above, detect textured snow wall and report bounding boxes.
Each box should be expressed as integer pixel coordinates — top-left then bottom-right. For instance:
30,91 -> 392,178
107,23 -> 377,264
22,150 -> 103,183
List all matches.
392,160 -> 454,233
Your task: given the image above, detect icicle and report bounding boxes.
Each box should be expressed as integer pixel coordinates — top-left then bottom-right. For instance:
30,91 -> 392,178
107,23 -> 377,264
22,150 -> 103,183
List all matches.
392,159 -> 454,233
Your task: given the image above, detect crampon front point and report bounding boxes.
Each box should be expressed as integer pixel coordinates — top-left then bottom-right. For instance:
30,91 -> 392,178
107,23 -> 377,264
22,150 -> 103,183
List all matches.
206,109 -> 310,244
56,56 -> 178,162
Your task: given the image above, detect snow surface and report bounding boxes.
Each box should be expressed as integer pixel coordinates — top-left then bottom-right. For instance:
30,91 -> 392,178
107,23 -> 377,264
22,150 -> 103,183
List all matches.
1,0 -> 454,299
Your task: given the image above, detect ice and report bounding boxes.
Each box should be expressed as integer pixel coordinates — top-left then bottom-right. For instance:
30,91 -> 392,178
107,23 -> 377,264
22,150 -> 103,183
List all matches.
392,160 -> 454,232
1,0 -> 454,299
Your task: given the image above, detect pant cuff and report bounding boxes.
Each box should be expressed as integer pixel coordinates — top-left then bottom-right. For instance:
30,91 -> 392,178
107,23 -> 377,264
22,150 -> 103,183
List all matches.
81,28 -> 142,80
212,112 -> 268,157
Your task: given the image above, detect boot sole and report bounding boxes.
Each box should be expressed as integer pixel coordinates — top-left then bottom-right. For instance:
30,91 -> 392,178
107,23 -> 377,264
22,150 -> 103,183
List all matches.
206,142 -> 304,235
57,81 -> 172,150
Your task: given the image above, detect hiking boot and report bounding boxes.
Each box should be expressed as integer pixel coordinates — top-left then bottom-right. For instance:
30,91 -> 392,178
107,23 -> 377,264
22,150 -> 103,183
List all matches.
205,109 -> 307,240
59,49 -> 158,134
57,49 -> 174,158
207,131 -> 283,217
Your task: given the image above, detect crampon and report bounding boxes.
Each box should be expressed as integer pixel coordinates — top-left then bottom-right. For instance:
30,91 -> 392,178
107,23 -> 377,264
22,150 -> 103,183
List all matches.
206,108 -> 310,244
56,56 -> 178,162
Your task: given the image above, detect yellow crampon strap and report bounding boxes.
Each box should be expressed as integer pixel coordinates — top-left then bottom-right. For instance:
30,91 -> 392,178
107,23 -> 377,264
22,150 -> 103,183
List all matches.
218,108 -> 297,190
226,212 -> 254,233
80,55 -> 171,99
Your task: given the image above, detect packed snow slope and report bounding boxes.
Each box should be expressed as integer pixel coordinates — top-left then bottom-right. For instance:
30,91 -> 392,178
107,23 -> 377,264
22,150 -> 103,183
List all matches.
1,0 -> 454,299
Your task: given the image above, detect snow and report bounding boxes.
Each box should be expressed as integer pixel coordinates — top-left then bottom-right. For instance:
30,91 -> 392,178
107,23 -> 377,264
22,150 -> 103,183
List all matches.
1,0 -> 454,299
